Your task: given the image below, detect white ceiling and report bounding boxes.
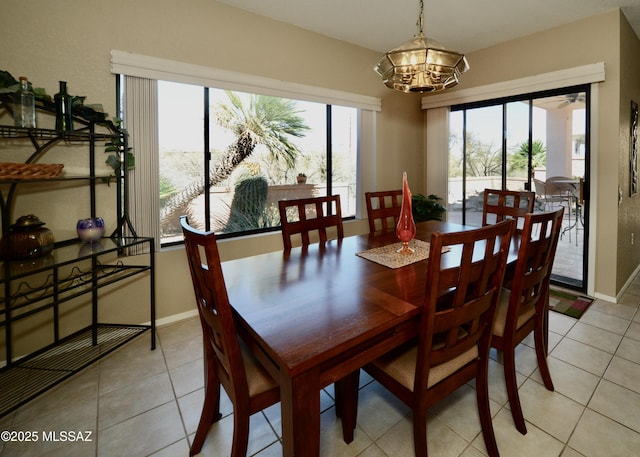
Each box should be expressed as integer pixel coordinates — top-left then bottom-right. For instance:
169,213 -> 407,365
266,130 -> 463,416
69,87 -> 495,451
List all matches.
218,0 -> 640,54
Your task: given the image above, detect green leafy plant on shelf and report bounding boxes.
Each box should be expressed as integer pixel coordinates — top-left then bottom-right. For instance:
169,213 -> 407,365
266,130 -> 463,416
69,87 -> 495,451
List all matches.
0,69 -> 133,181
412,194 -> 447,222
104,118 -> 134,179
0,70 -> 111,125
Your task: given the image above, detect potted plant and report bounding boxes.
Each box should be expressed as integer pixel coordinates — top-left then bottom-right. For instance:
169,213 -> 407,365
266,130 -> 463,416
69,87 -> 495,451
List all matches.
296,173 -> 307,184
411,194 -> 447,222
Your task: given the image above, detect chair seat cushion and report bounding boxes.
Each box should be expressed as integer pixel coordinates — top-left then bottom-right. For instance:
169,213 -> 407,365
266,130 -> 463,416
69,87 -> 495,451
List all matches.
370,342 -> 478,391
492,288 -> 536,338
240,341 -> 278,396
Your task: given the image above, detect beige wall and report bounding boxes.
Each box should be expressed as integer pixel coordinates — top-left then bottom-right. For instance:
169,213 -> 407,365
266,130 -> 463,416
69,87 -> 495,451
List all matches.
1,2 -> 639,336
0,0 -> 423,329
617,13 -> 640,293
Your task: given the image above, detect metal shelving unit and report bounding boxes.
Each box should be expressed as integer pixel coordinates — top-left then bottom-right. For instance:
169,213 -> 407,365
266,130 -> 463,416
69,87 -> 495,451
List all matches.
0,104 -> 155,418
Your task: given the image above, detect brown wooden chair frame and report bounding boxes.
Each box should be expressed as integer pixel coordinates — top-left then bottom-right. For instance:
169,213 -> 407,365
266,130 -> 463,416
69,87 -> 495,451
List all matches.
482,188 -> 535,232
180,216 -> 280,456
359,219 -> 515,457
365,189 -> 403,233
491,208 -> 564,435
278,195 -> 343,250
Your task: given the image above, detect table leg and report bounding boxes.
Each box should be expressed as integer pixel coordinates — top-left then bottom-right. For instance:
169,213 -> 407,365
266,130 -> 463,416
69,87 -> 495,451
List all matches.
281,368 -> 320,457
335,370 -> 360,443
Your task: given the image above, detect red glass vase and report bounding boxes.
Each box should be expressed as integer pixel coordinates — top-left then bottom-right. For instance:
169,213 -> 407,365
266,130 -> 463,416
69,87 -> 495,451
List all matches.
396,172 -> 416,254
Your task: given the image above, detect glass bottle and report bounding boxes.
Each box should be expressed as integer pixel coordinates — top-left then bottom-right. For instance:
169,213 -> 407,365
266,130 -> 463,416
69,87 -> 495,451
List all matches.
396,171 -> 416,254
14,76 -> 36,129
54,81 -> 73,132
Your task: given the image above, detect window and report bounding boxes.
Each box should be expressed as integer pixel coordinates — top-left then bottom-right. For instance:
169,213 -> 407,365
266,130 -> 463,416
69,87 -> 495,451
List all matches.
112,51 -> 380,248
447,85 -> 588,227
446,85 -> 589,290
157,82 -> 358,245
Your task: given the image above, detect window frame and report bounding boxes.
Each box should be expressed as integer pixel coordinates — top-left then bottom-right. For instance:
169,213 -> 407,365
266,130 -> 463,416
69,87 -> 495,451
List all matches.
111,51 -> 380,249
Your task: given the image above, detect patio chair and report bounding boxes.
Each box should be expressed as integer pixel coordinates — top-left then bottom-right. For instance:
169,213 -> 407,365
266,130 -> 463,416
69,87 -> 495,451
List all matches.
533,179 -> 564,211
544,177 -> 575,211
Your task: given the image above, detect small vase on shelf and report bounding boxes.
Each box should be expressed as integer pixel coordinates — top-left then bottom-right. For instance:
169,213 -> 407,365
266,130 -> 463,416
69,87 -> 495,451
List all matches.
77,217 -> 105,242
54,81 -> 73,132
14,76 -> 36,129
396,171 -> 416,254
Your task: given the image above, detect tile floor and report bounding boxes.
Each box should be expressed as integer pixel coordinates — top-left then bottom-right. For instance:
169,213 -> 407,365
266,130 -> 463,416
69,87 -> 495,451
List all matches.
1,278 -> 639,457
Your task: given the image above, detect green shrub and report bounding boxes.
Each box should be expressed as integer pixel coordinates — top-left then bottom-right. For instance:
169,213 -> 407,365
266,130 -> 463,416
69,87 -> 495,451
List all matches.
412,194 -> 446,222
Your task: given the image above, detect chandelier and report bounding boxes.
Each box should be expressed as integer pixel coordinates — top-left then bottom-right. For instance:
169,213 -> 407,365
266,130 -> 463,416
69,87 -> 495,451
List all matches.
374,0 -> 469,93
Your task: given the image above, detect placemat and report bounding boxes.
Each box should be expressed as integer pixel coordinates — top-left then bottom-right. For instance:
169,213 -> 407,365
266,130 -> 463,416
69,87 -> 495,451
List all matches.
357,240 -> 446,269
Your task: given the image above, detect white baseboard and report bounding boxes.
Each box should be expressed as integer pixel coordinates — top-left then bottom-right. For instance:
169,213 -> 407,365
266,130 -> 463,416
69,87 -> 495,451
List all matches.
142,309 -> 199,328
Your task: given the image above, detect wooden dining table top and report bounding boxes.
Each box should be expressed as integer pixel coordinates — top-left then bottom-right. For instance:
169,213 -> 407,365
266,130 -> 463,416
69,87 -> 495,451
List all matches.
225,222 -> 443,372
221,220 -> 520,456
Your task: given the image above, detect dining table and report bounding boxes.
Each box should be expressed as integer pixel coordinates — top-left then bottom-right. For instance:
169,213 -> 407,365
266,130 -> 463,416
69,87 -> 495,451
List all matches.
222,220 -> 521,457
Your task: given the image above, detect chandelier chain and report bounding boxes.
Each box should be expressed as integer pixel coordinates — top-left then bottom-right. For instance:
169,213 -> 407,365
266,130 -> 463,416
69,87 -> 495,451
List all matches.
417,0 -> 424,35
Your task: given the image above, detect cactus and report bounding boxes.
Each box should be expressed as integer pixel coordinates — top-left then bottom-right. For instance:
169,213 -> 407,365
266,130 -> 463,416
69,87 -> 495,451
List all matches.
223,176 -> 269,232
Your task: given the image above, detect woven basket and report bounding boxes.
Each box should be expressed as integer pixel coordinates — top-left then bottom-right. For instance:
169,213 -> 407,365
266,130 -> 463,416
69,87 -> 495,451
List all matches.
0,162 -> 64,180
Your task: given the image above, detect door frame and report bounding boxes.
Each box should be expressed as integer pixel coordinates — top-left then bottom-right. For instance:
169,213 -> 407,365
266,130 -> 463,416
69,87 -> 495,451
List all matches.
448,85 -> 590,293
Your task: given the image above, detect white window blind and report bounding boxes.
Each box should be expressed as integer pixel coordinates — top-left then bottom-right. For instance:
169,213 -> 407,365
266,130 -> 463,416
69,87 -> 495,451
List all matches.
424,107 -> 450,201
122,76 -> 160,249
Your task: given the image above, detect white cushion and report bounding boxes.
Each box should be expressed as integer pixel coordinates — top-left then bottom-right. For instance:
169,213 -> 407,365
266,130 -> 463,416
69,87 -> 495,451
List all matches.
492,288 -> 536,338
371,343 -> 478,391
240,342 -> 278,396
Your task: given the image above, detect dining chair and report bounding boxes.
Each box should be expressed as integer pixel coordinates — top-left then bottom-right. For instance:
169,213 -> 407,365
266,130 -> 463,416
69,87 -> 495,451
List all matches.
491,207 -> 564,435
358,219 -> 515,457
180,216 -> 280,457
482,188 -> 535,232
365,189 -> 403,233
278,195 -> 343,249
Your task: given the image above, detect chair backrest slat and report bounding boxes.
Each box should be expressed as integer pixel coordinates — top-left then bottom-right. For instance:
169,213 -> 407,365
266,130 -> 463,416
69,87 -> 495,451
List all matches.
505,208 -> 564,335
365,190 -> 403,233
417,219 -> 515,381
278,195 -> 343,249
482,188 -> 535,232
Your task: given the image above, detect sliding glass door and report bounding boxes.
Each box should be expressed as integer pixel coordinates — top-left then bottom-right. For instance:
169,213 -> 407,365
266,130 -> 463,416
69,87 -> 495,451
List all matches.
447,86 -> 589,291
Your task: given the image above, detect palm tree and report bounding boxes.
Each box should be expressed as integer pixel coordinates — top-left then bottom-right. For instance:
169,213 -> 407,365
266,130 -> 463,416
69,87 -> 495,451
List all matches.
509,139 -> 546,175
160,91 -> 309,233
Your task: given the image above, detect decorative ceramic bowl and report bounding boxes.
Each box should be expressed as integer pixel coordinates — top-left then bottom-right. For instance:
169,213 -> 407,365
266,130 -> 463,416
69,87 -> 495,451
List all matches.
76,217 -> 105,242
1,214 -> 55,260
